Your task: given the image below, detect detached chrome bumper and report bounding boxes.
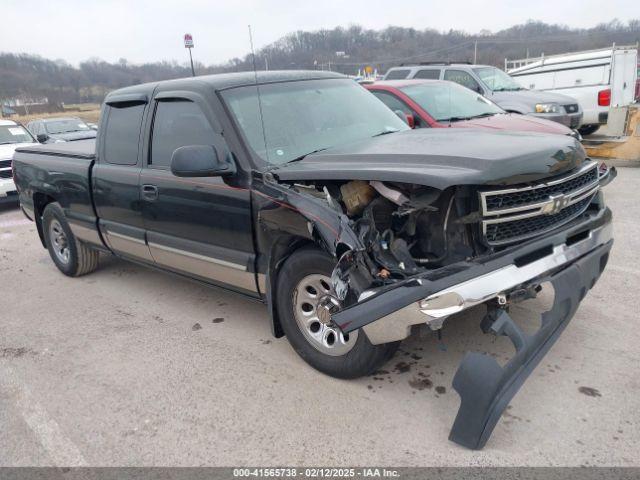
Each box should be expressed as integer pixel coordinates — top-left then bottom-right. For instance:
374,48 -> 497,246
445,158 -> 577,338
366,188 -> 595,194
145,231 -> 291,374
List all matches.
362,220 -> 612,345
332,205 -> 613,344
332,206 -> 613,450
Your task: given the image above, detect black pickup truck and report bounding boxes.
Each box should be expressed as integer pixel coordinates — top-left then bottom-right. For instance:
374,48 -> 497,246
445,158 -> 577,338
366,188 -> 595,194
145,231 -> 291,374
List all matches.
13,71 -> 615,449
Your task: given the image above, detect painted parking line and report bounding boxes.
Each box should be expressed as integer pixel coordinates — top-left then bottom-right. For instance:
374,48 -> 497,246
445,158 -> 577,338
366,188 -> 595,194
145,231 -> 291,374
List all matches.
0,367 -> 87,466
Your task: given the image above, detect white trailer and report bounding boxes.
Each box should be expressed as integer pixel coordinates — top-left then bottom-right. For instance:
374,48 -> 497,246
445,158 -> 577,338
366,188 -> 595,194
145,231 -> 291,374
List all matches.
506,45 -> 638,135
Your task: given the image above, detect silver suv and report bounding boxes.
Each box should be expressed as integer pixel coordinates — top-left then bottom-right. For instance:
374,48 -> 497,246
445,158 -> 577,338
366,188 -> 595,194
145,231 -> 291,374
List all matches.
384,63 -> 583,128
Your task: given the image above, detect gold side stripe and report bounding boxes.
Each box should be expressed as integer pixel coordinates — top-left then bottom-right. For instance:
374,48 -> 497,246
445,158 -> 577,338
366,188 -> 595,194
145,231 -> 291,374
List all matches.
106,230 -> 146,245
147,242 -> 246,271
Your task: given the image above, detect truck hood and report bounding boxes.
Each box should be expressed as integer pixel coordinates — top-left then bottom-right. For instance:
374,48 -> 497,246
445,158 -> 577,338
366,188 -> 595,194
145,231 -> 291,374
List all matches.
0,142 -> 38,160
272,129 -> 587,190
450,113 -> 572,135
489,89 -> 577,107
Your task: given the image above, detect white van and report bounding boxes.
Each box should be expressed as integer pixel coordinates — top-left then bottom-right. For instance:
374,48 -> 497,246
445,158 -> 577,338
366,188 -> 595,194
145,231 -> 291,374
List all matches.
506,45 -> 638,135
0,119 -> 38,202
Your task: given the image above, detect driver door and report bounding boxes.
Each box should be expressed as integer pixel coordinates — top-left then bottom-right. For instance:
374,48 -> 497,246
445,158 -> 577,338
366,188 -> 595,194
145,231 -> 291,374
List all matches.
139,92 -> 258,295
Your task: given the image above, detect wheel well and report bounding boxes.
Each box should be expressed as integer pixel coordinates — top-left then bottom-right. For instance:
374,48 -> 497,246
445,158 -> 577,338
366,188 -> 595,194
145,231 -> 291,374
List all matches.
267,237 -> 319,338
335,242 -> 351,260
33,192 -> 56,248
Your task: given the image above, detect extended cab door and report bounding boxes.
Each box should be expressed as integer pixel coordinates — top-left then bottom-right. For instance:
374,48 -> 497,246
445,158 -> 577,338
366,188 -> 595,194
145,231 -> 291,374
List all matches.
139,90 -> 259,295
93,94 -> 154,262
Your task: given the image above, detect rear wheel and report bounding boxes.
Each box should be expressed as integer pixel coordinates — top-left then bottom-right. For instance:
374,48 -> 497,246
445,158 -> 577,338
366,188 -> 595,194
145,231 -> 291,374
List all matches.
42,202 -> 99,277
276,247 -> 399,379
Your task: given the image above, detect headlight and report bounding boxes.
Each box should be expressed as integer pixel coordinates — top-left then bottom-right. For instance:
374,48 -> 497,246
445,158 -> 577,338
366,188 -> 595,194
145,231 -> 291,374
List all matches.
534,103 -> 560,114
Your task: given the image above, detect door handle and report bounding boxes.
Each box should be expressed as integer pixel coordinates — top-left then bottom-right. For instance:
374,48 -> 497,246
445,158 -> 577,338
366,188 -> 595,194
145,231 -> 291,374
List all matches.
141,184 -> 159,201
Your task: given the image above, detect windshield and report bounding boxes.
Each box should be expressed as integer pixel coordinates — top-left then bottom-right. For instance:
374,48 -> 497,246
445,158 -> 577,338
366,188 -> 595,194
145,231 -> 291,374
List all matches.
473,67 -> 523,91
400,82 -> 504,122
222,78 -> 408,165
45,118 -> 91,135
0,124 -> 35,144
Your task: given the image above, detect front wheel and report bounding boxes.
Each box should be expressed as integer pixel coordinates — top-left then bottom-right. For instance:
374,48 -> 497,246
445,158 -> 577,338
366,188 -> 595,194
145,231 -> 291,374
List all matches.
276,247 -> 399,379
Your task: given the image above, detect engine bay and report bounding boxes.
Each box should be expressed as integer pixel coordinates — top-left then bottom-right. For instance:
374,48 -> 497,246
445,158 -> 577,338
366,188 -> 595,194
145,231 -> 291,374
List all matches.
286,179 -> 486,303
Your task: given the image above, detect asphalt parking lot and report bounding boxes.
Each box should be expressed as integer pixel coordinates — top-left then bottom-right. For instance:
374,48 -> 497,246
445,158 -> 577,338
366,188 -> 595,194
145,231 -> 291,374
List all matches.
0,166 -> 638,467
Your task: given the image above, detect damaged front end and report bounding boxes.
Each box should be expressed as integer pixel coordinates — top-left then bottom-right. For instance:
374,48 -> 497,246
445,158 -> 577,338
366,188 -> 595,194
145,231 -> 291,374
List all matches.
270,160 -> 614,449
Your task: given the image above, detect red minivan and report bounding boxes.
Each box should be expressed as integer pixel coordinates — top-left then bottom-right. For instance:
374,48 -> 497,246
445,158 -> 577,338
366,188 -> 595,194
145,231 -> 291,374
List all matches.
365,80 -> 581,139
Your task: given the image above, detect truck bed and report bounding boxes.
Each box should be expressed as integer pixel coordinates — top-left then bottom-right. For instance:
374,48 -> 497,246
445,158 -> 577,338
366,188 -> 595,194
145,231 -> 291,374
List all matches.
15,139 -> 96,159
13,139 -> 98,244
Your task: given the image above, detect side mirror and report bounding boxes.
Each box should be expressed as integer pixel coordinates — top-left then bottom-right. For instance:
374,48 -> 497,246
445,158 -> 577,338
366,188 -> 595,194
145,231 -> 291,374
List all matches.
170,145 -> 235,178
394,110 -> 415,128
36,133 -> 49,143
405,113 -> 416,129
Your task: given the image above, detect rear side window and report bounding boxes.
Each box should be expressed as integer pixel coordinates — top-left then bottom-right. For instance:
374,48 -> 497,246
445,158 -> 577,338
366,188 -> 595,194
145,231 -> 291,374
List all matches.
385,69 -> 411,80
150,100 -> 216,168
444,69 -> 482,93
103,103 -> 145,165
414,69 -> 441,79
372,91 -> 410,114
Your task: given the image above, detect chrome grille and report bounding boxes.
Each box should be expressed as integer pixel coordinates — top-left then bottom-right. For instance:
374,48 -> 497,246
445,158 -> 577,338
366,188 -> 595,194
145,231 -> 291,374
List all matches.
0,159 -> 12,179
483,166 -> 597,213
480,162 -> 599,246
485,197 -> 592,244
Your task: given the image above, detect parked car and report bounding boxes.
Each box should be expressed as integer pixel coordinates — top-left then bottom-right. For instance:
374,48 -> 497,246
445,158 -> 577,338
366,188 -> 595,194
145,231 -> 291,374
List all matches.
13,71 -> 615,449
507,46 -> 639,136
364,79 -> 580,138
0,119 -> 37,203
26,116 -> 97,143
384,63 -> 583,128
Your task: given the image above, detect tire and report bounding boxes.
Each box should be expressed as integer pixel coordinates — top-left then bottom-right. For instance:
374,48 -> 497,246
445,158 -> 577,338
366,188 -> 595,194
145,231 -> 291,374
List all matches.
276,247 -> 399,379
578,124 -> 600,136
42,202 -> 99,277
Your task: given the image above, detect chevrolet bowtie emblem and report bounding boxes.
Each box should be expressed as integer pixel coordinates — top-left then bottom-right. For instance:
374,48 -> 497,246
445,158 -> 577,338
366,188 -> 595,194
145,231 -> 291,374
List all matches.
541,193 -> 571,215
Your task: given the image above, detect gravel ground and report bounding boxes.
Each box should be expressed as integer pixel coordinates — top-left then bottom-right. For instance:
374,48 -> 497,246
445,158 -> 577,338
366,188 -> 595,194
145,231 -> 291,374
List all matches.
0,167 -> 638,467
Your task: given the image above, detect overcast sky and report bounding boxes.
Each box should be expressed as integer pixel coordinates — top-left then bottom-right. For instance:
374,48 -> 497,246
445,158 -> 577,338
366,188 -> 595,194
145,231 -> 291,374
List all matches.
1,0 -> 636,66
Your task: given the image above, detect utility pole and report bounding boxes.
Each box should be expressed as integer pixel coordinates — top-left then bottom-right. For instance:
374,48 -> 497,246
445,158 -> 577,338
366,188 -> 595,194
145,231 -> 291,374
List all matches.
474,40 -> 478,64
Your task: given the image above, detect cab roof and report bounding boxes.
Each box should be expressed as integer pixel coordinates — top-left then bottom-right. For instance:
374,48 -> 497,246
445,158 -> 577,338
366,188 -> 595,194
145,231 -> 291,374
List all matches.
105,70 -> 346,102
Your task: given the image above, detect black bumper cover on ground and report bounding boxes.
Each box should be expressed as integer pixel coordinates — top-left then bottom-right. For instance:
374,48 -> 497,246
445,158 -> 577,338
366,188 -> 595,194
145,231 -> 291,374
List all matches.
449,239 -> 613,449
